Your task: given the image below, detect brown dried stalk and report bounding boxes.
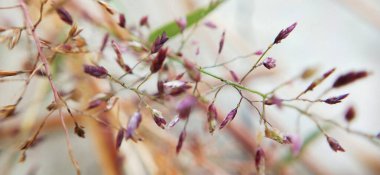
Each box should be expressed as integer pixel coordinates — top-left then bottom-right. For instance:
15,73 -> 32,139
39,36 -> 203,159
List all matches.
18,0 -> 81,174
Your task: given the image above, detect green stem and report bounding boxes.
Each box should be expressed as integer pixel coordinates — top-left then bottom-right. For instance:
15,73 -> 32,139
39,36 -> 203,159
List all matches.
239,43 -> 273,83
199,68 -> 265,97
136,73 -> 153,90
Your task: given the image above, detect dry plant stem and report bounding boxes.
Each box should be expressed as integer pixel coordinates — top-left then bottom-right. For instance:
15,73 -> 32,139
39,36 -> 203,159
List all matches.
19,1 -> 81,174
20,110 -> 55,158
15,63 -> 43,106
0,4 -> 21,10
239,43 -> 273,84
0,78 -> 27,83
32,2 -> 45,30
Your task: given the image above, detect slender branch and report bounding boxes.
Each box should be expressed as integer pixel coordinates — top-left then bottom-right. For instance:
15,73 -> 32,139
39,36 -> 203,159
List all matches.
19,1 -> 81,174
239,43 -> 273,83
0,4 -> 21,10
283,103 -> 377,140
202,50 -> 261,69
199,68 -> 265,97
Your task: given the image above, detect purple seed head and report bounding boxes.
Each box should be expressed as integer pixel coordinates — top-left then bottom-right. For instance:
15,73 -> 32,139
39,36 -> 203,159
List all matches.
218,31 -> 226,54
176,129 -> 187,154
176,95 -> 197,119
118,13 -> 126,28
83,64 -> 108,78
139,15 -> 149,27
333,71 -> 368,88
254,50 -> 263,56
204,21 -> 217,29
263,57 -> 276,69
175,17 -> 187,33
125,112 -> 142,140
151,32 -> 169,54
345,106 -> 356,122
184,59 -> 201,82
229,70 -> 240,82
219,108 -> 238,129
150,48 -> 168,73
324,93 -> 349,104
151,109 -> 167,129
116,128 -> 125,149
255,147 -> 265,171
274,22 -> 297,44
56,7 -> 73,25
326,136 -> 345,152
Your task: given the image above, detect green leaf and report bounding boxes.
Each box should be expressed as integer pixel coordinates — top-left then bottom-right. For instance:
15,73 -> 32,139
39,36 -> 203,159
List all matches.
148,0 -> 225,42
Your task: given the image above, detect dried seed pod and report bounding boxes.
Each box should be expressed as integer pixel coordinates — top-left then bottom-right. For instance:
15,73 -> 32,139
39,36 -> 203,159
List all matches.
273,22 -> 297,44
326,136 -> 345,152
83,64 -> 108,78
97,0 -> 115,15
324,93 -> 349,104
264,127 -> 286,144
207,103 -> 218,133
53,37 -> 88,53
74,125 -> 85,138
332,71 -> 368,88
0,105 -> 16,120
56,7 -> 73,25
8,28 -> 22,49
301,67 -> 318,80
68,24 -> 83,38
219,108 -> 238,129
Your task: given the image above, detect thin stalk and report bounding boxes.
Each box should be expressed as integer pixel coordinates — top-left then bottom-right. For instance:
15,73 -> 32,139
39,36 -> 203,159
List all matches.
239,43 -> 273,83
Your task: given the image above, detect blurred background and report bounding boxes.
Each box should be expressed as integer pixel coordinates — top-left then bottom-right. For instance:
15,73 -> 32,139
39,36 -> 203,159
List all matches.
0,0 -> 380,174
